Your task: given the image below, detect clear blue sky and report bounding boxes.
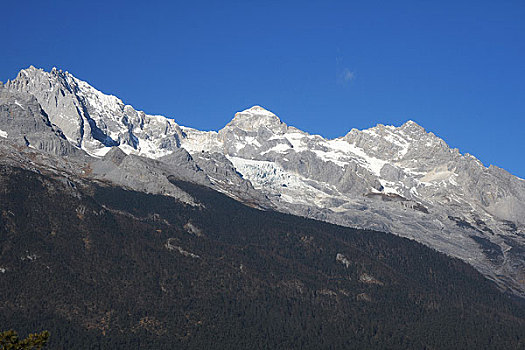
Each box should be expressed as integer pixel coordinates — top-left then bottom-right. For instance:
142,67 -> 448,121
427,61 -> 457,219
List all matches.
2,0 -> 524,178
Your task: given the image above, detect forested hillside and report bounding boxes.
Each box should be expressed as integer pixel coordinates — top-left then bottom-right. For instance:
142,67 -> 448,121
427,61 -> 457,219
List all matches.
0,165 -> 524,349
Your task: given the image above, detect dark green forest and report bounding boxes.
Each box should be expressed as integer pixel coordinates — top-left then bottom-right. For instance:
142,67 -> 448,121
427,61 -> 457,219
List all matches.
0,165 -> 524,349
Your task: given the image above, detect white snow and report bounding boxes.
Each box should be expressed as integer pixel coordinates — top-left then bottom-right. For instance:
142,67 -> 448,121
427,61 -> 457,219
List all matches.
0,129 -> 7,138
73,77 -> 123,116
86,147 -> 111,158
227,156 -> 341,207
310,149 -> 347,167
323,138 -> 387,176
268,134 -> 284,141
263,143 -> 291,154
244,136 -> 261,148
241,105 -> 277,117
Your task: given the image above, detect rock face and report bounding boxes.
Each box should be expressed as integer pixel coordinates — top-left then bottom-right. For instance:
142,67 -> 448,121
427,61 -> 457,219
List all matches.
2,66 -> 525,297
5,66 -> 183,158
0,87 -> 78,156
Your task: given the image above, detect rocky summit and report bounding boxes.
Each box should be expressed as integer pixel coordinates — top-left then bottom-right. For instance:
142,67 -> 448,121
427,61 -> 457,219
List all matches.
2,66 -> 525,298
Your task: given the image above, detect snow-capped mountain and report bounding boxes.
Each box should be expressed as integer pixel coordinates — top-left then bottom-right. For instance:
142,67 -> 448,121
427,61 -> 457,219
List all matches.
6,66 -> 183,158
3,66 -> 525,297
181,106 -> 525,296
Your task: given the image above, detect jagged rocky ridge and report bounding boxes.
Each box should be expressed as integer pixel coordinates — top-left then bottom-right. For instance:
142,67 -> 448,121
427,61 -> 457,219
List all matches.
2,66 -> 525,297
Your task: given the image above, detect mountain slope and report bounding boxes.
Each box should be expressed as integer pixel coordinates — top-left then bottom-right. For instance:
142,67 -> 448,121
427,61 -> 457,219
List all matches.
181,106 -> 525,296
3,66 -> 525,298
0,163 -> 524,349
0,87 -> 79,156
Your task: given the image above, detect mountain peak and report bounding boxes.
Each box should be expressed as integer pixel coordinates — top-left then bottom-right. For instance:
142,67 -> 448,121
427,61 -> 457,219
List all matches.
400,119 -> 425,131
18,65 -> 39,78
224,105 -> 286,133
242,105 -> 276,116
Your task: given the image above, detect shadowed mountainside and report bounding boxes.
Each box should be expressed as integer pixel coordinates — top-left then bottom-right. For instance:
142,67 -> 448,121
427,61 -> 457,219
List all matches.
0,165 -> 524,349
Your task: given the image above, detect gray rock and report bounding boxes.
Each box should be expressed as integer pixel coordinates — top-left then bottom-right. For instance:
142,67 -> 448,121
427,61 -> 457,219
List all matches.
0,87 -> 78,156
4,66 -> 525,298
5,66 -> 183,157
179,105 -> 525,297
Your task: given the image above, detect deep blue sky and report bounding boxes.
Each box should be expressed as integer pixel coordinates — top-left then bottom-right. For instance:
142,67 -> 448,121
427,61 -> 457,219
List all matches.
2,0 -> 524,178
